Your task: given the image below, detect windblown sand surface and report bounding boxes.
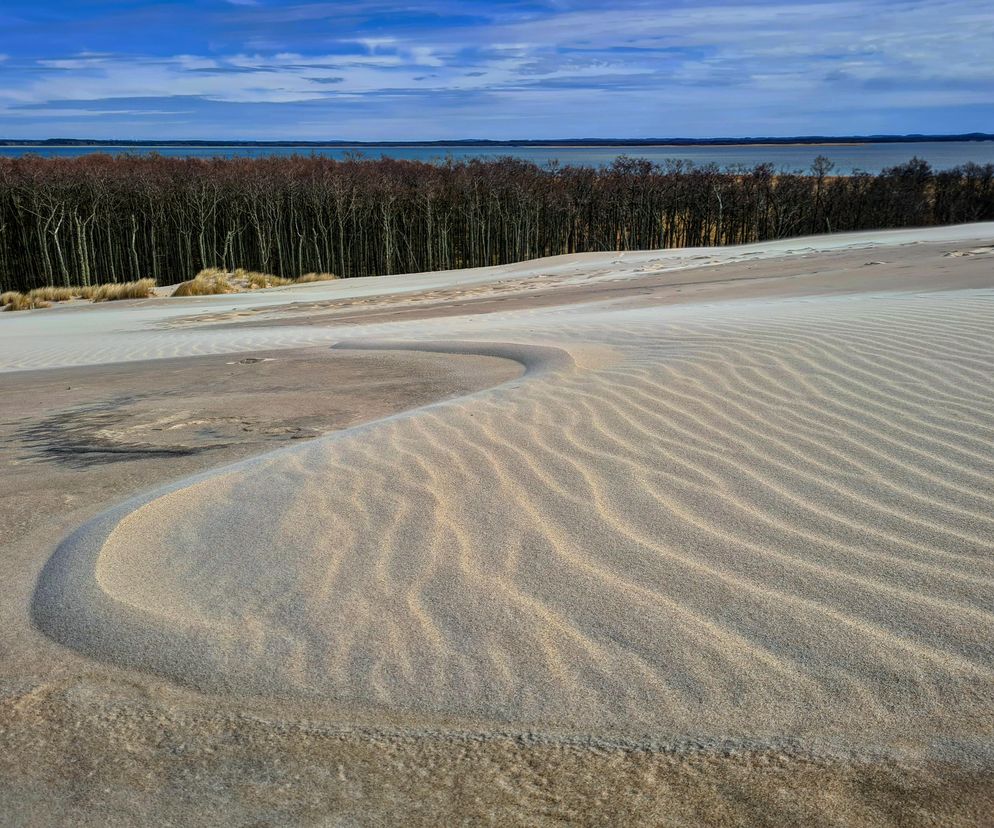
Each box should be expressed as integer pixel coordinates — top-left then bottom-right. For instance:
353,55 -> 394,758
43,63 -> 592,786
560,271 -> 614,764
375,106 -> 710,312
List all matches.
3,224 -> 994,824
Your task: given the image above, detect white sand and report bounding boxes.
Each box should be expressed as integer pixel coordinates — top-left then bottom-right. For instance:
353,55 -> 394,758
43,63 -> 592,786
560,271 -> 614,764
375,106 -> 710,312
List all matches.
3,221 -> 994,373
19,223 -> 994,759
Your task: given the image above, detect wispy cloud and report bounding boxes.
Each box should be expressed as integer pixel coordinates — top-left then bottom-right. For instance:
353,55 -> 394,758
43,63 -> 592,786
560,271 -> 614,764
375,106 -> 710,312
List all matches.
0,0 -> 991,139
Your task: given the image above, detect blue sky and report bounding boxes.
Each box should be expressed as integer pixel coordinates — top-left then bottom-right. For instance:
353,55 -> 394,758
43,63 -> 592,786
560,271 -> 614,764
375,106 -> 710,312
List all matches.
1,0 -> 991,140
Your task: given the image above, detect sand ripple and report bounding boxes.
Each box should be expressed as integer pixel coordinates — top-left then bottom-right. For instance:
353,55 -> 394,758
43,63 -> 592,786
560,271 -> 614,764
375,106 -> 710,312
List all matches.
32,288 -> 994,748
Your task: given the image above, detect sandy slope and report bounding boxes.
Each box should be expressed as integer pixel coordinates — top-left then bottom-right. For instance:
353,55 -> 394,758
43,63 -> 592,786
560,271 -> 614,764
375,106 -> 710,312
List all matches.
20,225 -> 994,765
3,222 -> 994,373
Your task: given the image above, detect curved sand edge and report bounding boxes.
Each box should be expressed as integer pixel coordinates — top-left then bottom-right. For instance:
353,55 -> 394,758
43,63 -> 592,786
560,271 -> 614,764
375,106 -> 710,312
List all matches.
31,339 -> 576,696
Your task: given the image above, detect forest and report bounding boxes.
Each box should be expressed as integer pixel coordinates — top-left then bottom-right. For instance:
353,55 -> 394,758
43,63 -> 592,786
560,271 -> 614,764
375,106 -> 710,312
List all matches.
1,153 -> 992,293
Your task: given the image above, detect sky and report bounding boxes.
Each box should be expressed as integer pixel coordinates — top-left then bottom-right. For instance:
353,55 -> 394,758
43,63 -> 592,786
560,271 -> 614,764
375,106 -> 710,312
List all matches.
0,0 -> 991,141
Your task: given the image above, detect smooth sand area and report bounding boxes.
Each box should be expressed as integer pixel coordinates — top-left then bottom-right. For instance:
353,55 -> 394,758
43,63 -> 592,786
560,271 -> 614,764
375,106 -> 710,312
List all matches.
3,224 -> 994,824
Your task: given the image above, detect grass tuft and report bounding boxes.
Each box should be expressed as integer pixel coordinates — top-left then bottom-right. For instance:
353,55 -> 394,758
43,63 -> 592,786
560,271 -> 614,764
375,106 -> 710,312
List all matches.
174,267 -> 295,294
28,286 -> 75,302
296,272 -> 338,283
235,269 -> 294,289
173,269 -> 235,297
4,266 -> 343,311
2,292 -> 51,311
2,281 -> 156,308
90,279 -> 157,302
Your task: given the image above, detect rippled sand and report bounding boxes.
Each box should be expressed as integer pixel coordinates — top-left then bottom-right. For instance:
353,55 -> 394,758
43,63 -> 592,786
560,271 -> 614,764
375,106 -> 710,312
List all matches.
6,225 -> 994,823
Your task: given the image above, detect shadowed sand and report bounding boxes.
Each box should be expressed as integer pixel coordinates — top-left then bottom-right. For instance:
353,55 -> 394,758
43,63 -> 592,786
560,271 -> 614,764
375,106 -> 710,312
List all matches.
5,225 -> 994,823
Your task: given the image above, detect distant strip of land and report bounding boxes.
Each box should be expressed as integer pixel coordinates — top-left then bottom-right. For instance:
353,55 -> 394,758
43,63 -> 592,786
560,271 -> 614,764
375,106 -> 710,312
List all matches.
2,133 -> 993,148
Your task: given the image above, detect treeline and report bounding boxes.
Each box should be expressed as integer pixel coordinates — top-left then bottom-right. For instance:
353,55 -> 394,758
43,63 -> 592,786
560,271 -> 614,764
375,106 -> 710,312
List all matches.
1,154 -> 993,292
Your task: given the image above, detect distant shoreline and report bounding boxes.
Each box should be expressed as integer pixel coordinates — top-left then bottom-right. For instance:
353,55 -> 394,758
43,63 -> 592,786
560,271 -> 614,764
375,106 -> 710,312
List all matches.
2,133 -> 993,150
5,142 -> 874,150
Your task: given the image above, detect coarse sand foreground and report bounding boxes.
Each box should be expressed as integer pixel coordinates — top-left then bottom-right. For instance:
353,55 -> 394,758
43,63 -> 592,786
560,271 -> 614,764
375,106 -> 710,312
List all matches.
26,230 -> 994,762
4,225 -> 994,824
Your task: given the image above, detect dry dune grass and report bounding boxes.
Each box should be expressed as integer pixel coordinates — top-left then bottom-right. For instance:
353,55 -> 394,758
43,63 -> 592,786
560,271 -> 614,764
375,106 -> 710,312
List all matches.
171,267 -> 335,297
173,269 -> 235,297
297,271 -> 339,283
1,280 -> 156,310
2,292 -> 50,311
4,267 -> 337,311
235,268 -> 294,289
28,286 -> 76,302
89,279 -> 157,302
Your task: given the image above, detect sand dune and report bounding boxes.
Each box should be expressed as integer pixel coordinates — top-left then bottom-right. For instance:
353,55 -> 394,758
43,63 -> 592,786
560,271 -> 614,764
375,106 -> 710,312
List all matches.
3,221 -> 994,373
31,271 -> 994,755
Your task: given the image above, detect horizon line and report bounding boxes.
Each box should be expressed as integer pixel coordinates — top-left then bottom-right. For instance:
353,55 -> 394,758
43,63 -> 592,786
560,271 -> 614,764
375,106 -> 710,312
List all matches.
3,132 -> 994,148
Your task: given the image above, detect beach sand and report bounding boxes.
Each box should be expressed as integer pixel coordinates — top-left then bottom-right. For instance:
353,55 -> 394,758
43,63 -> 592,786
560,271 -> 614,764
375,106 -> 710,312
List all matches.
2,225 -> 994,824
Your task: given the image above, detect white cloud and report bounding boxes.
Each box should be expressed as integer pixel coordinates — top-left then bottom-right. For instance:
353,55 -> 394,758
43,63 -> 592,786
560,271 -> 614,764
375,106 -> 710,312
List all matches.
2,0 -> 991,137
0,107 -> 190,118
